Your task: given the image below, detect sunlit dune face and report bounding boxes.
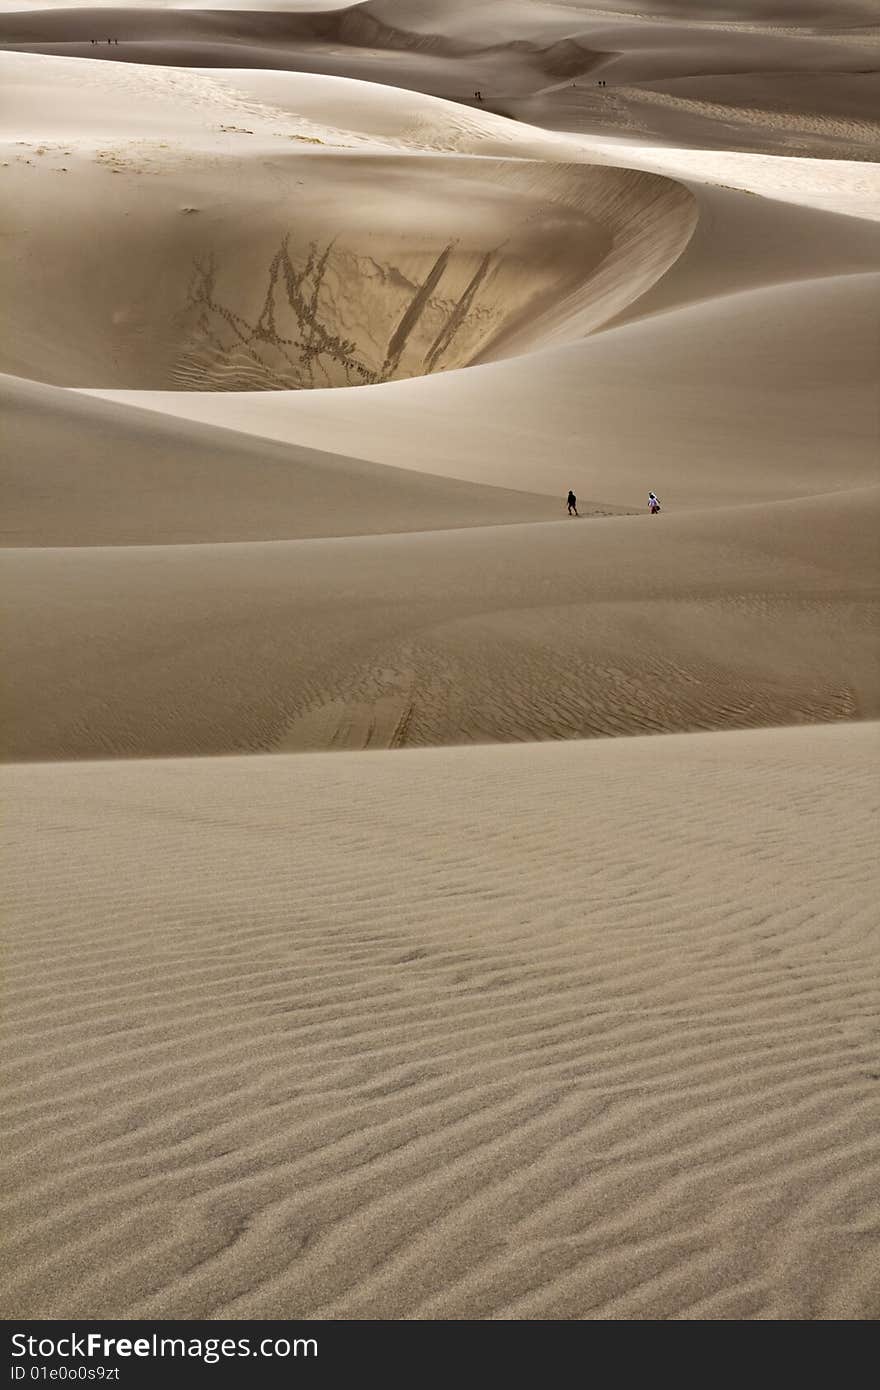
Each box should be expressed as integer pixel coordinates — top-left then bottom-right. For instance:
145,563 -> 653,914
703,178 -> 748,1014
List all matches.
169,176 -> 611,392
2,150 -> 694,390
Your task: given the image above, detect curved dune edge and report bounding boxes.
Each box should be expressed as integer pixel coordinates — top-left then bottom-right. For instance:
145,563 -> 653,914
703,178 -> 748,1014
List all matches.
2,721 -> 879,1318
0,53 -> 698,391
5,371 -> 618,547
2,3 -> 879,171
4,485 -> 878,759
85,270 -> 880,511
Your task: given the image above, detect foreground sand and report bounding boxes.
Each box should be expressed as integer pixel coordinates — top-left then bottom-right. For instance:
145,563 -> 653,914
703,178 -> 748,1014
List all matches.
5,722 -> 878,1317
3,723 -> 879,1319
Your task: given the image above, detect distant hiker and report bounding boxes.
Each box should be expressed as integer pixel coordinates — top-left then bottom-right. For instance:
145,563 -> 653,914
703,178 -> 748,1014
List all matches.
475,90 -> 482,102
567,490 -> 578,517
648,491 -> 661,514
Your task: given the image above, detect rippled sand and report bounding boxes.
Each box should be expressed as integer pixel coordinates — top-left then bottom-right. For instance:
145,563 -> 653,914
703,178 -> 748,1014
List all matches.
2,0 -> 878,1320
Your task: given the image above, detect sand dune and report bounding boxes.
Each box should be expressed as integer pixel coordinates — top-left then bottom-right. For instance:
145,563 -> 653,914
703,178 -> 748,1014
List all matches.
2,722 -> 878,1318
2,0 -> 878,1326
576,140 -> 880,221
1,55 -> 697,392
0,50 -> 573,157
3,1 -> 878,157
4,486 -> 877,759
98,271 -> 880,508
2,371 -> 589,546
60,67 -> 877,506
508,73 -> 880,160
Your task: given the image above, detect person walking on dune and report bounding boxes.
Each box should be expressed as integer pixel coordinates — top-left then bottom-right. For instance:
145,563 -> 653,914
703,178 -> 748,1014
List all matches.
648,491 -> 661,514
567,490 -> 578,517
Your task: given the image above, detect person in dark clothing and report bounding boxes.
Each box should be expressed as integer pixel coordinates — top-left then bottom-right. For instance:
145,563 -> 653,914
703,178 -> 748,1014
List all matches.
567,490 -> 578,517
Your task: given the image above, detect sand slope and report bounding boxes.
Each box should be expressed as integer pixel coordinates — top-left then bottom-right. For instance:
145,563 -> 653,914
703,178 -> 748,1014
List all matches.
4,486 -> 877,759
99,271 -> 880,509
4,15 -> 878,168
0,53 -> 696,390
2,722 -> 878,1319
508,72 -> 880,161
2,372 -> 585,546
3,3 -> 878,163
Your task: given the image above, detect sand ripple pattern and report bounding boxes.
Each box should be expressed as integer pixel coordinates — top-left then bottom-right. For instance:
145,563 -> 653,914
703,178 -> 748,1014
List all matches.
4,491 -> 877,759
1,724 -> 878,1320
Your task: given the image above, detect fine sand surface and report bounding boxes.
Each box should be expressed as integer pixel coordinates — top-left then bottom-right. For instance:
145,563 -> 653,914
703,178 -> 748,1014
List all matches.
2,372 -> 584,546
2,4 -> 879,161
3,486 -> 879,759
2,723 -> 879,1319
2,0 -> 879,1322
101,270 -> 880,507
0,55 -> 696,391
